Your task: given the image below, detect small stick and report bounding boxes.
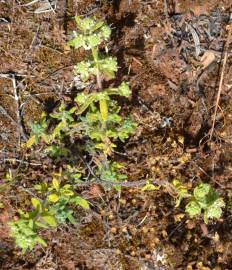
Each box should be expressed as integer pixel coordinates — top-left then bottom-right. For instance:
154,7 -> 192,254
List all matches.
19,0 -> 40,7
11,74 -> 27,143
4,158 -> 42,166
209,19 -> 232,140
0,73 -> 27,142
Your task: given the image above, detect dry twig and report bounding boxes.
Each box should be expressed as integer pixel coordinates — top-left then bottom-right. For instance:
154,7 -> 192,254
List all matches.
209,18 -> 232,140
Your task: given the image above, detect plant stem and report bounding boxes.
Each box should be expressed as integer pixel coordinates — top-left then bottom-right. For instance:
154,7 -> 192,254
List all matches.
91,47 -> 108,130
91,47 -> 102,89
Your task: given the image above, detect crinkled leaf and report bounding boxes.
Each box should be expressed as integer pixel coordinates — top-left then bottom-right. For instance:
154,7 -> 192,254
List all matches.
118,82 -> 131,97
101,25 -> 111,40
193,183 -> 210,202
99,57 -> 117,78
185,201 -> 201,217
207,198 -> 225,220
68,34 -> 85,49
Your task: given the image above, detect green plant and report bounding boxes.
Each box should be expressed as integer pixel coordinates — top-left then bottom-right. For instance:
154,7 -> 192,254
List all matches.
173,181 -> 225,224
9,177 -> 89,252
11,16 -> 136,253
9,218 -> 47,253
185,183 -> 225,224
26,16 -> 136,184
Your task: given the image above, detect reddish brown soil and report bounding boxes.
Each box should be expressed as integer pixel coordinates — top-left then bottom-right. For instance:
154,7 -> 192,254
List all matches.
0,0 -> 232,269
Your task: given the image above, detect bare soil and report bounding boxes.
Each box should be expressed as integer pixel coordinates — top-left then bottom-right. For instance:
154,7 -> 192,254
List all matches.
0,0 -> 232,269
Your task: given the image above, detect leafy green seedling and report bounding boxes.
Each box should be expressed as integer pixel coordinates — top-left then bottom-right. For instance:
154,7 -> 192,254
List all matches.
10,177 -> 89,252
173,181 -> 225,224
9,219 -> 47,253
26,112 -> 49,147
9,197 -> 54,253
185,183 -> 225,224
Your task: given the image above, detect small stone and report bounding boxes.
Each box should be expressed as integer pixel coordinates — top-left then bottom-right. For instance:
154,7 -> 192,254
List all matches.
122,226 -> 128,233
130,251 -> 136,256
110,227 -> 117,234
119,199 -> 126,205
142,227 -> 149,234
131,199 -> 137,205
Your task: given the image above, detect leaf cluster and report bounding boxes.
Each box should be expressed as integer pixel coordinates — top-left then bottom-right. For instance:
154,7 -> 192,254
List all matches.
9,177 -> 89,252
185,183 -> 225,224
173,181 -> 225,224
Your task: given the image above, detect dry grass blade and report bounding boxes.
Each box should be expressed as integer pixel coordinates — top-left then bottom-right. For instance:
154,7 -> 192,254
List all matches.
34,0 -> 56,14
19,0 -> 40,7
209,18 -> 232,140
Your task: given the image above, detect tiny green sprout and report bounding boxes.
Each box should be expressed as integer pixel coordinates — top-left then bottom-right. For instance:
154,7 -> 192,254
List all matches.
26,112 -> 49,147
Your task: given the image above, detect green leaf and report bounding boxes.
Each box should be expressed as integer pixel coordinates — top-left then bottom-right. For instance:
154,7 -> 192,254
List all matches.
193,183 -> 210,202
52,178 -> 60,191
41,215 -> 57,227
207,198 -> 225,220
26,135 -> 36,148
67,212 -> 77,225
72,196 -> 89,209
62,189 -> 74,197
68,34 -> 85,49
142,182 -> 160,191
74,61 -> 92,81
87,34 -> 102,48
31,198 -> 41,212
35,221 -> 49,229
185,201 -> 201,217
48,193 -> 59,203
172,179 -> 190,207
118,82 -> 131,97
99,99 -> 108,122
37,236 -> 47,247
98,57 -> 117,78
93,21 -> 104,31
100,25 -> 111,40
